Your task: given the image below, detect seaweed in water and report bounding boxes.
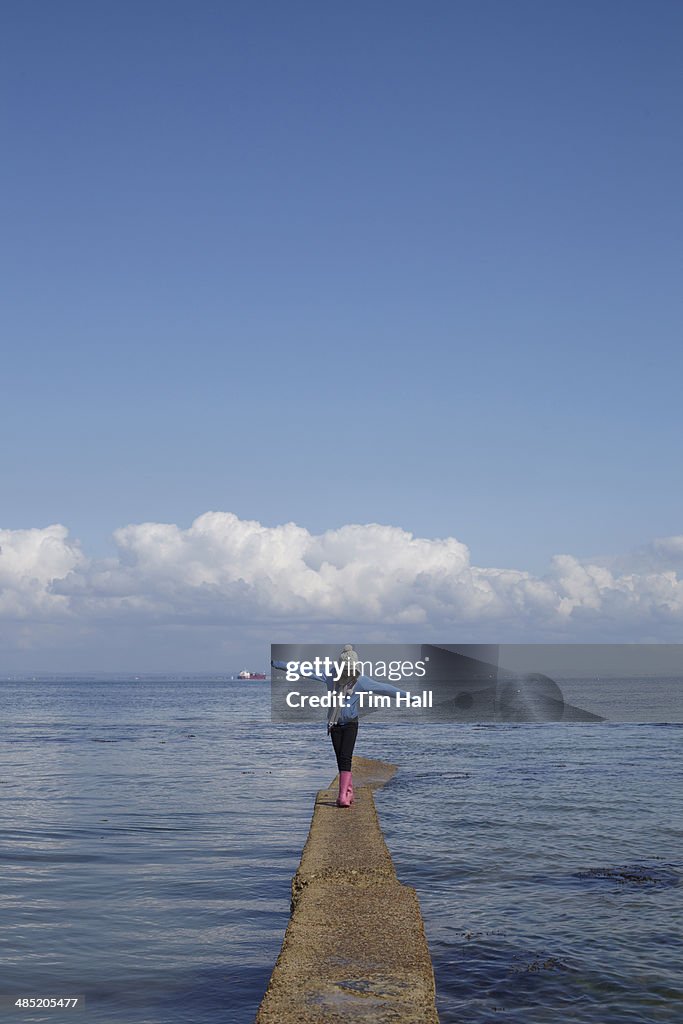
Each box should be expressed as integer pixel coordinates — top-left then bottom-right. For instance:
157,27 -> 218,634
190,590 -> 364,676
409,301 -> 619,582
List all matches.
576,863 -> 680,889
514,956 -> 570,973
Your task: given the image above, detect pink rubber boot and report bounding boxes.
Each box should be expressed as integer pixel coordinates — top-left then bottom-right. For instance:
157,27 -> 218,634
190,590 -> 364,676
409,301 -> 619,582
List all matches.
337,770 -> 352,807
347,774 -> 354,804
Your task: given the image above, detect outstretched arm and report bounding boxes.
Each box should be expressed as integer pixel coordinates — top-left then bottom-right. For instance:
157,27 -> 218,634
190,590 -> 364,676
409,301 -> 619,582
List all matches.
354,674 -> 410,698
271,659 -> 329,685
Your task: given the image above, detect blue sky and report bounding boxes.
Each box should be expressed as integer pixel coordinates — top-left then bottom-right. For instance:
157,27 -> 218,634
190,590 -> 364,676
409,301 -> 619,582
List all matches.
1,2 -> 683,667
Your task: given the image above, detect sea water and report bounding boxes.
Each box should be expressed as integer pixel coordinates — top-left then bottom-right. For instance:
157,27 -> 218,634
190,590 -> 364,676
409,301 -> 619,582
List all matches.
0,678 -> 681,1023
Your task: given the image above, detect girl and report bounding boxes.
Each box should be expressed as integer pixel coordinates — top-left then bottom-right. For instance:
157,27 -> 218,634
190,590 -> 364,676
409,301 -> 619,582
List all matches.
271,645 -> 408,808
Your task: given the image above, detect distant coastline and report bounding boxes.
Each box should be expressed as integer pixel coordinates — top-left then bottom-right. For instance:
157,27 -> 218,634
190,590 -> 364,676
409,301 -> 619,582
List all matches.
0,672 -> 271,682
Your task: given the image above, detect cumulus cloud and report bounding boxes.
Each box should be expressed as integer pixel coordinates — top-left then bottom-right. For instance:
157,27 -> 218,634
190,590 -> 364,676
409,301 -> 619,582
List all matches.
2,512 -> 683,652
0,525 -> 85,619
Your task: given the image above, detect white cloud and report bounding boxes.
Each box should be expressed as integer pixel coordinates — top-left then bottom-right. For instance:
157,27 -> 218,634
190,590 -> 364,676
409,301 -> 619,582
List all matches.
651,535 -> 683,564
1,512 -> 683,650
0,525 -> 84,618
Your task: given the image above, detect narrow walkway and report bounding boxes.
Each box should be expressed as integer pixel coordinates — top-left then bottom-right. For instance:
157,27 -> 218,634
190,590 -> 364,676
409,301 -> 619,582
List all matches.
255,756 -> 440,1023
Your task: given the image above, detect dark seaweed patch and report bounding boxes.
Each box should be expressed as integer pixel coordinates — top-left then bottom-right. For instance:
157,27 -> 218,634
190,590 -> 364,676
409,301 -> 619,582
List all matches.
576,863 -> 680,889
513,955 -> 570,973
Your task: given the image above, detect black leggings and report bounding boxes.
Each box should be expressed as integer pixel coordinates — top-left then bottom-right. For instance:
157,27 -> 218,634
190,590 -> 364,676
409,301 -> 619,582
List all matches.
329,720 -> 358,772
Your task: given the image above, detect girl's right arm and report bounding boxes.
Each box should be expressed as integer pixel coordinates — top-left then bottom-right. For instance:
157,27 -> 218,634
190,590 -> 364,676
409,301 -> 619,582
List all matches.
354,674 -> 410,699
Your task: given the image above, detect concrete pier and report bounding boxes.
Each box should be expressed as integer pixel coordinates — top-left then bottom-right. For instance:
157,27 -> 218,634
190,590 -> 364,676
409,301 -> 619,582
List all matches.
255,756 -> 440,1023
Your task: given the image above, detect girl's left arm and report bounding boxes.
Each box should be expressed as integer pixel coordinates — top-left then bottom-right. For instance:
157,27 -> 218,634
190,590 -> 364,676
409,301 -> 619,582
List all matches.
270,660 -> 329,685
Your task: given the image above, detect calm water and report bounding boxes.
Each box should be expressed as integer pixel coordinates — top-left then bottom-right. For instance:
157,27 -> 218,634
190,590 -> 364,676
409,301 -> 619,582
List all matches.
0,678 -> 681,1023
